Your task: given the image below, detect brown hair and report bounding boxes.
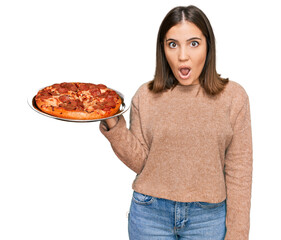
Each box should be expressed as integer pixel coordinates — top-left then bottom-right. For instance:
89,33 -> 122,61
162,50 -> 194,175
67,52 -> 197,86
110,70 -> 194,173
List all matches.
148,5 -> 229,96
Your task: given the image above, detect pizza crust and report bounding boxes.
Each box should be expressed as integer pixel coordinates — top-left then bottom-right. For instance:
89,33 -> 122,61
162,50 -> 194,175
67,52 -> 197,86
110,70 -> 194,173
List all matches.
36,99 -> 122,120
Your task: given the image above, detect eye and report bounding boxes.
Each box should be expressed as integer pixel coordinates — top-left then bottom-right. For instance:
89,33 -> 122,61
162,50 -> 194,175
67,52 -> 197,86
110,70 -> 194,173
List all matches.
168,42 -> 177,48
190,41 -> 199,47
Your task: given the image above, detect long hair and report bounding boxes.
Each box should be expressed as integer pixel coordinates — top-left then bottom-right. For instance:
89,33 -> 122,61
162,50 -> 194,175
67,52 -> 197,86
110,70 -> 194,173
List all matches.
148,5 -> 229,96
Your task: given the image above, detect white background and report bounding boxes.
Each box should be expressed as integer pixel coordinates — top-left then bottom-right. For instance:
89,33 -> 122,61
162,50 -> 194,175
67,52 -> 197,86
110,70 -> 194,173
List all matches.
0,0 -> 280,239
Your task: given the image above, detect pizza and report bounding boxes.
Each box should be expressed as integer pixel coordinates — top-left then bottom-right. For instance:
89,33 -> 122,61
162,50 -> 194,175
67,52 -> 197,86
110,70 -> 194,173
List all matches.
35,82 -> 122,120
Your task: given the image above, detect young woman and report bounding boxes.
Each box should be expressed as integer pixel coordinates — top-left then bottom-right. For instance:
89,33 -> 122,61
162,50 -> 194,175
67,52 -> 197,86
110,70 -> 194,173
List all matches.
100,5 -> 253,240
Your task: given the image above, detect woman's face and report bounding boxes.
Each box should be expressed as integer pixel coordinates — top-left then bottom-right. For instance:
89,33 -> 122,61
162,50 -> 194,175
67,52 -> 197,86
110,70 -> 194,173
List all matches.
164,21 -> 207,86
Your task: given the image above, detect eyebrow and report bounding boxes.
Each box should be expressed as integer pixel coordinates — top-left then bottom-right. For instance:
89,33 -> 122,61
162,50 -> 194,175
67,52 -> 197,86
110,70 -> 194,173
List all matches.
166,37 -> 202,42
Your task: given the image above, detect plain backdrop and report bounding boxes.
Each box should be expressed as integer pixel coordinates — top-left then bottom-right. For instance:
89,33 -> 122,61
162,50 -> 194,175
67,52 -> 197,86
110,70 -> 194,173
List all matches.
0,0 -> 280,239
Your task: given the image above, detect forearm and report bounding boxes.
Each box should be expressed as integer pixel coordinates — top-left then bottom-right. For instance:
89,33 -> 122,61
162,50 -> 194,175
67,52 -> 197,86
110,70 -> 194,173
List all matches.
224,165 -> 252,239
100,115 -> 149,174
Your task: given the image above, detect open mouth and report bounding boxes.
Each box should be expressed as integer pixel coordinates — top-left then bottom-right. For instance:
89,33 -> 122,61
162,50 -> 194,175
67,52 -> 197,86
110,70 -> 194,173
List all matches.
178,67 -> 191,79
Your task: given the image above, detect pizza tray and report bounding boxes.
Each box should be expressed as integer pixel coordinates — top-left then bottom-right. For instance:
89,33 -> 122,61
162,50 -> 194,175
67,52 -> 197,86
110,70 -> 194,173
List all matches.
27,88 -> 129,122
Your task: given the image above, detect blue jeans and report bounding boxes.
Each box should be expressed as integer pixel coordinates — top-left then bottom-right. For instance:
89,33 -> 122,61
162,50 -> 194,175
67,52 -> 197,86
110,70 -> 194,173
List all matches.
128,191 -> 226,240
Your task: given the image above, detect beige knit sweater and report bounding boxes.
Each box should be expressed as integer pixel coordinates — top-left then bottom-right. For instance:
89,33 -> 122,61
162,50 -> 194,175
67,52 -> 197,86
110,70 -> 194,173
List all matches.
100,80 -> 253,239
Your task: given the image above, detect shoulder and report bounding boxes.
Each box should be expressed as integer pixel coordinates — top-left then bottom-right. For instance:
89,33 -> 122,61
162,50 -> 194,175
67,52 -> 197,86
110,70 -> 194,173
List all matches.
132,81 -> 152,102
134,81 -> 151,96
222,80 -> 249,102
224,80 -> 248,97
222,80 -> 250,114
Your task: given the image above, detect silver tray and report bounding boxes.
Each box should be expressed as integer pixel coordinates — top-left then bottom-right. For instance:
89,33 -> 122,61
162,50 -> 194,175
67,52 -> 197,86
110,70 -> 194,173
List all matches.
27,87 -> 129,122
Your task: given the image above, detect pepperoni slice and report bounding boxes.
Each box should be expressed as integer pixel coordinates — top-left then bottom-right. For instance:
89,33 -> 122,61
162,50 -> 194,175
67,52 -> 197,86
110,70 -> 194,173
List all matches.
95,102 -> 105,109
50,91 -> 59,96
59,102 -> 75,110
60,82 -> 77,91
63,104 -> 76,110
58,87 -> 68,94
88,84 -> 98,89
60,82 -> 68,88
103,107 -> 112,111
59,95 -> 70,103
107,91 -> 118,99
79,83 -> 90,91
52,84 -> 61,89
96,84 -> 107,89
69,85 -> 77,91
69,100 -> 78,106
37,91 -> 52,99
104,100 -> 116,108
90,88 -> 101,97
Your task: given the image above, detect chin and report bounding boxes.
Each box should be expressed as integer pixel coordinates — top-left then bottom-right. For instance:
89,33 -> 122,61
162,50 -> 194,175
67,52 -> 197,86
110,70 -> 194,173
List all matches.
177,79 -> 198,86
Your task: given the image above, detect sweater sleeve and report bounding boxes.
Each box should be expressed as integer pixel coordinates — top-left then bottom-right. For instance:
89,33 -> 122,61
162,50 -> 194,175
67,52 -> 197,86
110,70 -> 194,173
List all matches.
99,91 -> 149,174
224,95 -> 253,240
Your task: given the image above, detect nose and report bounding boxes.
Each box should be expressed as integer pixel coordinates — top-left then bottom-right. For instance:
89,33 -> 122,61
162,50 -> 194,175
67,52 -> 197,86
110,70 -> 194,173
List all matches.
178,46 -> 190,61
